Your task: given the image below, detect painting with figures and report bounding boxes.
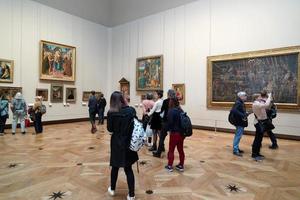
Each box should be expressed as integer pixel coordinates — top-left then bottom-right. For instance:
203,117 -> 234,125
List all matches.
207,46 -> 300,110
0,59 -> 14,83
40,41 -> 76,82
136,55 -> 163,91
0,87 -> 22,102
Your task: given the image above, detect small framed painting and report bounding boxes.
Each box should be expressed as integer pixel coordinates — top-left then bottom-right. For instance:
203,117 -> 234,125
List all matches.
50,84 -> 63,103
82,91 -> 90,102
0,59 -> 14,83
36,89 -> 49,101
66,87 -> 76,103
172,84 -> 186,105
0,86 -> 22,102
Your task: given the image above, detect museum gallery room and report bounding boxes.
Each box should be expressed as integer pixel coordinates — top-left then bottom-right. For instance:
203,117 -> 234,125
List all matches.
1,0 -> 300,199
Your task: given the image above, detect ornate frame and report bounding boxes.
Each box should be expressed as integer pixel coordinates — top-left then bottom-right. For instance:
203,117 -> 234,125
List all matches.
207,46 -> 300,111
0,58 -> 14,83
136,55 -> 163,91
40,40 -> 76,82
172,83 -> 186,105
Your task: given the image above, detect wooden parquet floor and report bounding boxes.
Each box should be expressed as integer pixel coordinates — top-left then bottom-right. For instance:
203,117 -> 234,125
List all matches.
0,122 -> 299,200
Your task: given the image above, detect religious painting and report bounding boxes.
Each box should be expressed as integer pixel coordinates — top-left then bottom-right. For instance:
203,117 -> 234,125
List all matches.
207,46 -> 300,111
0,59 -> 14,83
36,89 -> 48,101
40,40 -> 76,82
50,84 -> 63,103
119,77 -> 130,102
82,91 -> 90,102
136,55 -> 163,91
172,84 -> 186,105
66,87 -> 76,103
0,87 -> 22,102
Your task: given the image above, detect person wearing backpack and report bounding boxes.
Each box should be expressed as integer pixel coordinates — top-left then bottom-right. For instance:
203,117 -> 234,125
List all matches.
165,97 -> 185,172
97,93 -> 107,125
33,96 -> 43,134
261,91 -> 278,149
107,91 -> 138,200
0,94 -> 9,136
230,91 -> 249,157
11,92 -> 27,135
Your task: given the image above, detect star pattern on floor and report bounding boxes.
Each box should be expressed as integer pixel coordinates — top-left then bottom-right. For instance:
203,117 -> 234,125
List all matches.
8,163 -> 18,168
226,184 -> 241,192
48,191 -> 65,200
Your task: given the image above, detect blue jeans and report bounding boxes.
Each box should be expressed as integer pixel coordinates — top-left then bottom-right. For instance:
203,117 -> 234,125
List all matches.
233,126 -> 244,153
12,112 -> 26,133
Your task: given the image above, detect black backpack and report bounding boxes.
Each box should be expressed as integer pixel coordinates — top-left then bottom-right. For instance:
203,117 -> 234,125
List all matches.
179,111 -> 193,137
228,103 -> 237,126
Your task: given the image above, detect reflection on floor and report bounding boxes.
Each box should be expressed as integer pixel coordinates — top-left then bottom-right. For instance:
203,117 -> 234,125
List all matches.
0,122 -> 299,200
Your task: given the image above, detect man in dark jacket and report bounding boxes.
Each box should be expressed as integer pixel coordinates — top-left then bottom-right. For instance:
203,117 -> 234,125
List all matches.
97,93 -> 107,125
153,89 -> 176,158
88,91 -> 98,133
231,91 -> 248,157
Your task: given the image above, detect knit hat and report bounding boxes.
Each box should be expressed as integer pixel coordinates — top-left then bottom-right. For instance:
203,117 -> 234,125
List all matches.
237,91 -> 247,97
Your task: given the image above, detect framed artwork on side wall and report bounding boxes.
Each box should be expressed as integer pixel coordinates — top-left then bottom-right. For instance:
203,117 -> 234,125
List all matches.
119,77 -> 130,102
66,87 -> 76,103
207,46 -> 300,111
82,91 -> 101,102
0,58 -> 14,83
50,84 -> 63,103
0,87 -> 22,102
136,55 -> 163,91
40,40 -> 76,82
36,89 -> 49,101
172,84 -> 186,105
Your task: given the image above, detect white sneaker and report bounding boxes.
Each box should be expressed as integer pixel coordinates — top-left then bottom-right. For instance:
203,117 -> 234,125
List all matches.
127,194 -> 135,200
108,187 -> 115,196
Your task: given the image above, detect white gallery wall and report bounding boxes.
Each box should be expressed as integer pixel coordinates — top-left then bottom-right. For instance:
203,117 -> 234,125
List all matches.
0,0 -> 109,123
108,0 -> 300,136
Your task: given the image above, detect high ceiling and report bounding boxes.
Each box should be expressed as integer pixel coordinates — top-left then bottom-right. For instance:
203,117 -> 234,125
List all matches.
32,0 -> 198,27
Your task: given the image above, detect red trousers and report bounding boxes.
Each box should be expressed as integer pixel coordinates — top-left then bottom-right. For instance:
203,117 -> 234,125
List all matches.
168,132 -> 185,166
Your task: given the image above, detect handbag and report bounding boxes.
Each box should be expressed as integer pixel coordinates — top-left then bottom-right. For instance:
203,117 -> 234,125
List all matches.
25,118 -> 31,128
145,124 -> 153,137
260,119 -> 275,132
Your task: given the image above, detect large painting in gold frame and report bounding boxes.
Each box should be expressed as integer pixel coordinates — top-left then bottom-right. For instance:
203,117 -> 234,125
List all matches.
136,55 -> 163,91
207,46 -> 300,111
40,40 -> 76,82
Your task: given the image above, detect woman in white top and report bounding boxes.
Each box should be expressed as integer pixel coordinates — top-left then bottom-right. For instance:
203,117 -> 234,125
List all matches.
147,90 -> 164,151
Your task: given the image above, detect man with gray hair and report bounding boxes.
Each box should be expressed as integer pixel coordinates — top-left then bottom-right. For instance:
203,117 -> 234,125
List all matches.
11,92 -> 27,135
230,91 -> 249,157
153,89 -> 176,158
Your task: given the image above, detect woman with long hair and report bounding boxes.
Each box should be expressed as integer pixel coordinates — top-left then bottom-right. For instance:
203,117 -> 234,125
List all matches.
165,97 -> 185,172
107,91 -> 138,200
147,90 -> 163,151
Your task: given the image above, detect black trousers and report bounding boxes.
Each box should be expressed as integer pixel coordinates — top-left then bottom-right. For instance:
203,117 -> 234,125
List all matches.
157,122 -> 168,154
252,123 -> 264,157
98,108 -> 105,124
111,165 -> 135,197
34,112 -> 43,133
0,116 -> 7,133
267,130 -> 277,146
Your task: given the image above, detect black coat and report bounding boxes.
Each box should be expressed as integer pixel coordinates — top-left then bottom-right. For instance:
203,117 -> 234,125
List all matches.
231,98 -> 247,127
107,106 -> 139,167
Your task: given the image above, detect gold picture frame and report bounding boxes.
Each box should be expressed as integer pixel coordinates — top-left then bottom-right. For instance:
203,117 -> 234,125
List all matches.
172,84 -> 186,105
0,87 -> 22,102
36,89 -> 49,101
136,55 -> 163,91
50,84 -> 63,103
82,91 -> 101,102
207,46 -> 300,111
0,58 -> 14,83
66,87 -> 76,103
40,40 -> 76,82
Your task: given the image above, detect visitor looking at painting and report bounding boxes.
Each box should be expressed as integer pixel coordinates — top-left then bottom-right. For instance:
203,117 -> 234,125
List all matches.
88,91 -> 98,134
147,90 -> 164,152
0,94 -> 9,135
11,92 -> 27,135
